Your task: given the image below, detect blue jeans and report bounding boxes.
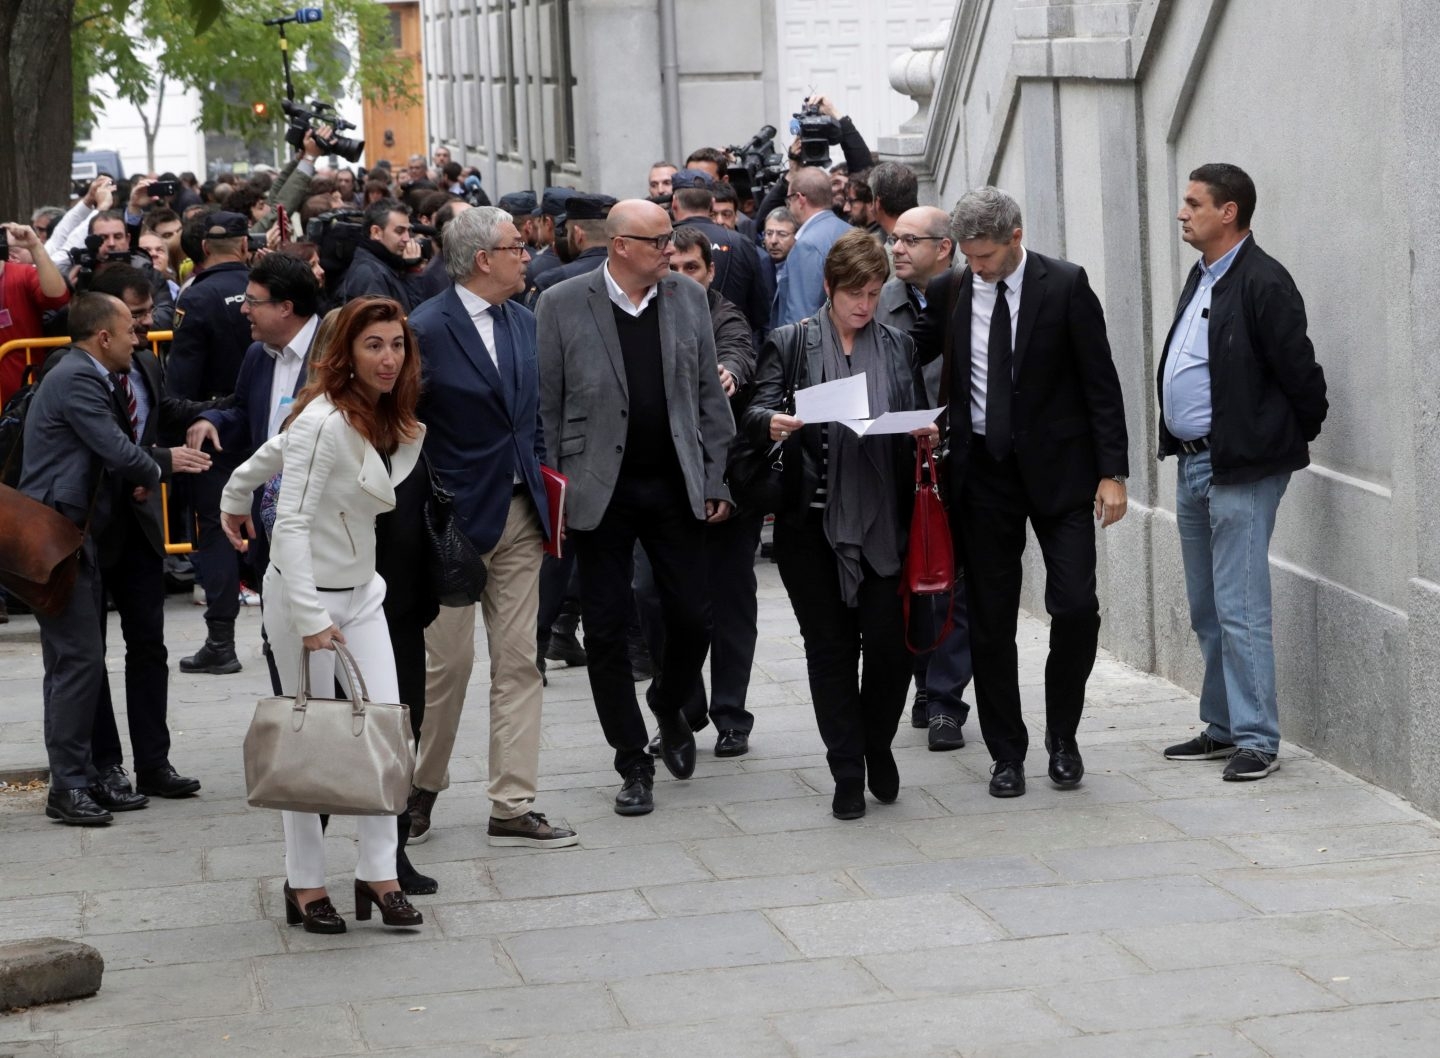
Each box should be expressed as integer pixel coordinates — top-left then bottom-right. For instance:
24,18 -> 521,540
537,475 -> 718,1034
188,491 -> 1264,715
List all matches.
1175,450 -> 1290,754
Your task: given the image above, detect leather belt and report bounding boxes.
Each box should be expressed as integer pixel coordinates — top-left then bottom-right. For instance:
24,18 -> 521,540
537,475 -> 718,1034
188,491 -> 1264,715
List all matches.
1177,436 -> 1210,454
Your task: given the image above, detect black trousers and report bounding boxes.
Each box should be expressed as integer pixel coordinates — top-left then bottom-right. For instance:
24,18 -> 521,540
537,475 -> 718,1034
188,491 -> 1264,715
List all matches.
570,471 -> 710,778
774,511 -> 911,782
92,514 -> 172,774
190,457 -> 241,625
37,540 -> 106,790
959,444 -> 1100,763
536,550 -> 580,649
638,507 -> 764,734
385,605 -> 428,745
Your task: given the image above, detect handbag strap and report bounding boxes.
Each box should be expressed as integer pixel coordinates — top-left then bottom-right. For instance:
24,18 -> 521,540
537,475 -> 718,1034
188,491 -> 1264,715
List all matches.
914,435 -> 940,490
781,319 -> 808,413
294,642 -> 372,713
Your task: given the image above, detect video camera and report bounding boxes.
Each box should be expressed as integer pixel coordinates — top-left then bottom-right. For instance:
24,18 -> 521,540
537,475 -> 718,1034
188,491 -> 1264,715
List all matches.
791,100 -> 842,168
727,124 -> 786,203
282,100 -> 365,164
304,208 -> 367,282
68,234 -> 140,285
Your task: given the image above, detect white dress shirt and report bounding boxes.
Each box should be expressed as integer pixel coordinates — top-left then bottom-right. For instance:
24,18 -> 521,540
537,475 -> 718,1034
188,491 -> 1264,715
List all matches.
267,314 -> 319,440
969,246 -> 1027,435
454,281 -> 499,368
603,263 -> 658,318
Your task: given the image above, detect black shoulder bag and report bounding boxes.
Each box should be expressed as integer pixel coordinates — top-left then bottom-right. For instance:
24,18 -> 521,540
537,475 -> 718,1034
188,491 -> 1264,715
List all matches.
421,455 -> 488,607
725,319 -> 807,516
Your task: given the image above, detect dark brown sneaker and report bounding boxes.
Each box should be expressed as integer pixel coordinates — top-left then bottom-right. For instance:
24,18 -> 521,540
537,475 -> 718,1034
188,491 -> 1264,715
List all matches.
487,811 -> 579,849
407,787 -> 439,845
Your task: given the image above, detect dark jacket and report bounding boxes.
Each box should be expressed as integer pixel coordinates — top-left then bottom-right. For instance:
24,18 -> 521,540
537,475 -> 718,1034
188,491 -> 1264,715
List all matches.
912,251 -> 1129,516
165,260 -> 251,399
677,215 -> 774,338
338,241 -> 425,310
1156,237 -> 1327,484
529,245 -> 607,306
709,286 -> 757,399
742,318 -> 920,527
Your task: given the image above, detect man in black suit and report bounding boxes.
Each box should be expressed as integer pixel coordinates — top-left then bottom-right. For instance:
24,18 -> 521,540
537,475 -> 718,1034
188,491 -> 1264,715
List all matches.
912,186 -> 1129,799
82,266 -> 214,804
21,293 -> 211,824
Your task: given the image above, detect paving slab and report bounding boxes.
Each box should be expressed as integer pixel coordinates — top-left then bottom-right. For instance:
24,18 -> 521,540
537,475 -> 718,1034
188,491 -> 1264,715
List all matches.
4,566 -> 1440,1054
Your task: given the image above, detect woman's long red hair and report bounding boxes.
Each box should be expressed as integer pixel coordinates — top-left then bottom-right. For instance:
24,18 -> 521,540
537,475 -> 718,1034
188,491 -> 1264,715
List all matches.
286,297 -> 422,454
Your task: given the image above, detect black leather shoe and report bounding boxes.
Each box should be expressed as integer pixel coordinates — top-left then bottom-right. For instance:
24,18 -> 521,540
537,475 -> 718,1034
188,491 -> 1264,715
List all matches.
832,778 -> 866,820
866,748 -> 900,804
1046,731 -> 1084,788
647,732 -> 662,756
179,638 -> 242,675
284,883 -> 345,934
545,629 -> 587,667
45,788 -> 113,826
136,764 -> 201,798
988,760 -> 1026,798
90,766 -> 149,812
928,714 -> 966,751
614,770 -> 655,816
655,711 -> 696,780
714,730 -> 749,757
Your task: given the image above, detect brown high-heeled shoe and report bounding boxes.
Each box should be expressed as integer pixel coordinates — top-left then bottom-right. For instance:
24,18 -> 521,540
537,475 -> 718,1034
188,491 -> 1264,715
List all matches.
354,879 -> 424,926
284,882 -> 346,934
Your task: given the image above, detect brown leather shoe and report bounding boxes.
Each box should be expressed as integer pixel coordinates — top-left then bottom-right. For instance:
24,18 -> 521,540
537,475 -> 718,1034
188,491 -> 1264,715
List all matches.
406,786 -> 438,844
283,883 -> 345,934
487,811 -> 579,849
354,880 -> 423,926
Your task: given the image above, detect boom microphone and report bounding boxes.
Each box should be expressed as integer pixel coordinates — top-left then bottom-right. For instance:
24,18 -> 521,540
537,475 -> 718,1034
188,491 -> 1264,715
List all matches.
263,7 -> 324,26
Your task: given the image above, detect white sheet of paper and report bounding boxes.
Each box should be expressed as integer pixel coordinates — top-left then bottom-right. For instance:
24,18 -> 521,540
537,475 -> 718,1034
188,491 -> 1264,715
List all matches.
838,405 -> 946,437
793,373 -> 870,424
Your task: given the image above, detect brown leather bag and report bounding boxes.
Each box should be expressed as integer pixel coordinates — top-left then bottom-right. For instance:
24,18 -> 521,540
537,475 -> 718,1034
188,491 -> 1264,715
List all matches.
0,482 -> 84,618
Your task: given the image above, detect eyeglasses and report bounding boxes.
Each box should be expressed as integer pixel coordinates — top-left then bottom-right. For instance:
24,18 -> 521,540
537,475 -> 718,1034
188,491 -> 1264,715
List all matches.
242,294 -> 278,307
485,243 -> 528,256
886,234 -> 947,248
617,232 -> 674,251
785,192 -> 801,202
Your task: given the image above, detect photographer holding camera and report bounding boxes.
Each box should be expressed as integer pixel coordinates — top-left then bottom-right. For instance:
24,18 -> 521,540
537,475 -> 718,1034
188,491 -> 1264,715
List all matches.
754,94 -> 875,232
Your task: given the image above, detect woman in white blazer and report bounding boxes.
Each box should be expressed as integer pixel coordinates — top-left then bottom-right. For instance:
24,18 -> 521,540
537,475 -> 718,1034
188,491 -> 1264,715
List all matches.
221,296 -> 426,934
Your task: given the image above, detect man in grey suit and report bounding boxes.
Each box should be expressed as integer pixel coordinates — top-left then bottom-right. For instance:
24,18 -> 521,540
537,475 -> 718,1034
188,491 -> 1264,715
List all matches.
21,294 -> 211,825
774,166 -> 853,326
536,199 -> 735,816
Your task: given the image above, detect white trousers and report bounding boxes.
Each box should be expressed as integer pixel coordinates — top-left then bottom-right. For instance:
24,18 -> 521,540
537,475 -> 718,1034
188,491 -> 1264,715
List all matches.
263,569 -> 400,888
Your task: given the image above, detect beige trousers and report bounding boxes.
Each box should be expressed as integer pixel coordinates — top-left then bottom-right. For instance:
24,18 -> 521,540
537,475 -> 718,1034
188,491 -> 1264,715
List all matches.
414,494 -> 545,820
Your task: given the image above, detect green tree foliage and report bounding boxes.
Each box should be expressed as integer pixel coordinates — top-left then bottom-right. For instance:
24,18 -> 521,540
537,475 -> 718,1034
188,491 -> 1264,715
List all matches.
73,0 -> 414,145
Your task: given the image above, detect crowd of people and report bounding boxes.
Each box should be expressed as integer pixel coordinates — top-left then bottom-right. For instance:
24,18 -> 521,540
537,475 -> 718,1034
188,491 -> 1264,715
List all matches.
0,90 -> 1327,937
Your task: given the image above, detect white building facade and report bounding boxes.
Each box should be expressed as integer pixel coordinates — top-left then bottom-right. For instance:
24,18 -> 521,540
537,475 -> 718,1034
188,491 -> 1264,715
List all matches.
420,0 -> 1440,818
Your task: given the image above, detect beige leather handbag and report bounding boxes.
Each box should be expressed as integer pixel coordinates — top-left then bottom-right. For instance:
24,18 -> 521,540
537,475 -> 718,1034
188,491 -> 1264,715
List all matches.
243,643 -> 414,816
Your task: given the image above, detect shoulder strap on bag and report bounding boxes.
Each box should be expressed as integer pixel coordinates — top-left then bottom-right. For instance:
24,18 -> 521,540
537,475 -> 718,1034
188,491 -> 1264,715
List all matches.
782,319 -> 807,412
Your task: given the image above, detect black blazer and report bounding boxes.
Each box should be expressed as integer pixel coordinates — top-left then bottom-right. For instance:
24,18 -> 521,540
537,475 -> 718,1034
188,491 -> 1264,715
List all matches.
912,251 -> 1129,516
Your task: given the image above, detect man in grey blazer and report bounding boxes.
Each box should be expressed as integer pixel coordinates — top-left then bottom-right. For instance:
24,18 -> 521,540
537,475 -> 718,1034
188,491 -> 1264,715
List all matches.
20,293 -> 211,824
536,199 -> 735,816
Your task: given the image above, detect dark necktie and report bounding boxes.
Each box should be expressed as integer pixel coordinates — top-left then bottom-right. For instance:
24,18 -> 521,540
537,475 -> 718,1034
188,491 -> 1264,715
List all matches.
985,279 -> 1013,460
487,304 -> 517,405
111,372 -> 139,441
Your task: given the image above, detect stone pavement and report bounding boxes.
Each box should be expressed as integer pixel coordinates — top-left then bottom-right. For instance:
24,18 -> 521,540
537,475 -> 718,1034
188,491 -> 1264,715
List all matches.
3,564 -> 1440,1057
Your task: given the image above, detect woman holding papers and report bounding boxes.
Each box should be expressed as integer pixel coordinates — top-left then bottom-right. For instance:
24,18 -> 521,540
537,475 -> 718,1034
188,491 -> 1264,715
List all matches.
742,231 -> 935,820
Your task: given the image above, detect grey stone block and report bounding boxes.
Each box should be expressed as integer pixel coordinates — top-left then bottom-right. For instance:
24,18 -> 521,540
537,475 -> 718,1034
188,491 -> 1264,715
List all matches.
457,1018 -> 795,1058
1110,909 -> 1398,972
1217,821 -> 1440,868
499,910 -> 793,983
1351,899 -> 1440,947
1239,998 -> 1440,1058
31,960 -> 254,1030
895,802 -> 1184,860
1295,945 -> 1440,1004
970,874 -> 1254,938
861,933 -> 1146,997
1210,853 -> 1440,913
1042,963 -> 1344,1033
82,880 -> 260,935
353,983 -> 620,1049
966,1024 -> 1269,1058
690,827 -> 923,880
640,872 -> 858,917
434,890 -> 654,937
770,991 -> 1076,1057
48,1004 -> 364,1057
88,921 -> 283,971
0,939 -> 102,1010
486,842 -> 710,899
768,894 -> 1001,957
4,851 -> 204,899
850,854 -> 1057,897
575,804 -> 742,847
0,897 -> 83,943
608,957 -> 886,1025
1148,784 -> 1421,839
255,938 -> 518,1009
1038,837 -> 1247,881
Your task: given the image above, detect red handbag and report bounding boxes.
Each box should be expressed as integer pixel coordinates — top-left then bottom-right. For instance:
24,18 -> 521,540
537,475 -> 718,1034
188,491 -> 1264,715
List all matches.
901,436 -> 955,653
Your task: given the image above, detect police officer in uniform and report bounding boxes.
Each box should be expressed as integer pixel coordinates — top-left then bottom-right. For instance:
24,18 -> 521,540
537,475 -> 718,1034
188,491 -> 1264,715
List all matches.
528,194 -> 618,305
522,188 -> 572,302
164,211 -> 255,675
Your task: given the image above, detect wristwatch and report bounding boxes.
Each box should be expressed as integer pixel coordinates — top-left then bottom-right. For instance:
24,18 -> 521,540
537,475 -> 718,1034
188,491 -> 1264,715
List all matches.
1108,475 -> 1127,485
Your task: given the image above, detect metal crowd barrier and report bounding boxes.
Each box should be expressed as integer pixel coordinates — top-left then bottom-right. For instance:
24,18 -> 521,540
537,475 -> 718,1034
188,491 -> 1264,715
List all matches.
1,331 -> 193,555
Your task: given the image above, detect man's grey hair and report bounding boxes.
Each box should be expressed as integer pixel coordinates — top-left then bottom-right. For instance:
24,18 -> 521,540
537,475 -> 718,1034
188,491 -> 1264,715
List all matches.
444,206 -> 513,282
950,186 -> 1023,243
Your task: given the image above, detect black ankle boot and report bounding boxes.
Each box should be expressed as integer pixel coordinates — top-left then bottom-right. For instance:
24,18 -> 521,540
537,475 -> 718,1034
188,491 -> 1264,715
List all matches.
397,811 -> 438,896
180,620 -> 241,674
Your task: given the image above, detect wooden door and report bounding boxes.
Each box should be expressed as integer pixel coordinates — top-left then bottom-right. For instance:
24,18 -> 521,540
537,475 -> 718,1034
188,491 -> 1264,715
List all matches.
361,1 -> 426,170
